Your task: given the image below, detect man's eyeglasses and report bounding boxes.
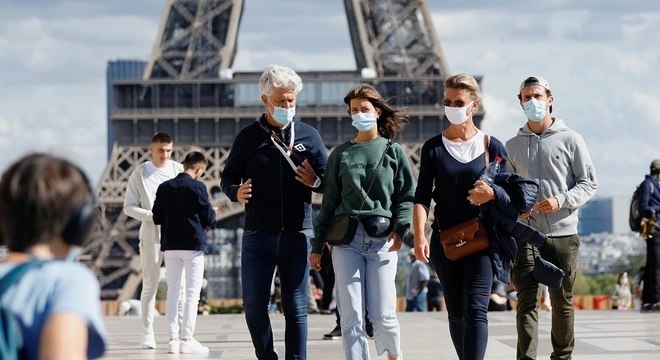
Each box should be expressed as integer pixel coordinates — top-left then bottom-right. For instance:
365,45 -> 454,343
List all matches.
442,99 -> 473,108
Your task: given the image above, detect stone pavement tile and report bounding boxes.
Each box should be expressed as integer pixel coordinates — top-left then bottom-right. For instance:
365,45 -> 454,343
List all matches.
101,310 -> 660,359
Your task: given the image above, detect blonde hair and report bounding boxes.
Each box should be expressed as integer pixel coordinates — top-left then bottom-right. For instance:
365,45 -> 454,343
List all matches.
444,73 -> 482,102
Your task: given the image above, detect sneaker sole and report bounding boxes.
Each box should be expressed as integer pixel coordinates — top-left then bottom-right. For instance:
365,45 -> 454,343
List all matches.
180,350 -> 210,354
323,336 -> 341,340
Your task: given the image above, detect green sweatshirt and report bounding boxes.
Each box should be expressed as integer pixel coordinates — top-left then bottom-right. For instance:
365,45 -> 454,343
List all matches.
312,136 -> 415,254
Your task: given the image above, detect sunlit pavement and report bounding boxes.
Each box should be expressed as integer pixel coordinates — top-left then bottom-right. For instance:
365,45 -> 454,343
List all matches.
102,310 -> 660,359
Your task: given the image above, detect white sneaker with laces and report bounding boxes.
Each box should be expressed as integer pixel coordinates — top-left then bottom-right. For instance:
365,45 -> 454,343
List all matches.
180,338 -> 209,354
141,329 -> 156,349
168,338 -> 180,353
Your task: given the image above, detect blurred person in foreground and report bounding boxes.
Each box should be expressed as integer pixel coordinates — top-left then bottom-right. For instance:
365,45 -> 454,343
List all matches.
221,64 -> 327,360
0,153 -> 107,359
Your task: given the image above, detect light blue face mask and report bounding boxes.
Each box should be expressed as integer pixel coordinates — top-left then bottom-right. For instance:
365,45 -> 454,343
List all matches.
272,106 -> 296,126
351,112 -> 378,132
523,98 -> 547,122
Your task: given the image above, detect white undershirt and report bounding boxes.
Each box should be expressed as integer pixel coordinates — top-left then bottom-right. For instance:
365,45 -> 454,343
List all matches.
442,130 -> 486,164
143,160 -> 178,197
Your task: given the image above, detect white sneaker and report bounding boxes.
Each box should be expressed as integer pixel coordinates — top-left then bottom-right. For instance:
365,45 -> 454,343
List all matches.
168,338 -> 180,353
141,329 -> 156,349
180,338 -> 209,354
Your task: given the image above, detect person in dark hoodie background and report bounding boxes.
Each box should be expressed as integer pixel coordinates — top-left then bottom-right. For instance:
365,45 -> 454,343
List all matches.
152,151 -> 218,354
639,159 -> 660,312
506,76 -> 597,360
221,64 -> 327,360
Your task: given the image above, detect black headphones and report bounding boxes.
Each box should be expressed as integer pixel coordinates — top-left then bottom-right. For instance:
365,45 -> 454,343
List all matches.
61,202 -> 98,246
60,166 -> 99,247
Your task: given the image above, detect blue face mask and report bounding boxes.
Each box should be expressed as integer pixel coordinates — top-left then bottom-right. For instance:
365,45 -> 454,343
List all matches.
523,99 -> 547,122
351,112 -> 378,132
272,106 -> 295,126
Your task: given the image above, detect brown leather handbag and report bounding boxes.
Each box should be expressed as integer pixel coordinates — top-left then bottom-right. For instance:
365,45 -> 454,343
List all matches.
440,217 -> 490,261
439,134 -> 492,261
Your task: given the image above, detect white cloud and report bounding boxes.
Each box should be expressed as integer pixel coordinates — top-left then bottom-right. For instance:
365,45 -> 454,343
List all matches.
0,0 -> 658,199
605,48 -> 657,76
632,92 -> 660,129
479,94 -> 523,143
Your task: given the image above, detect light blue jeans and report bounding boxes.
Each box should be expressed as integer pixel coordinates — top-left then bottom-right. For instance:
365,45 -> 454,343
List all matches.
331,223 -> 401,360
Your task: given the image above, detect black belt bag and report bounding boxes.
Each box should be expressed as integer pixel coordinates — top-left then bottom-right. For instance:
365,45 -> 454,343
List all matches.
361,216 -> 392,238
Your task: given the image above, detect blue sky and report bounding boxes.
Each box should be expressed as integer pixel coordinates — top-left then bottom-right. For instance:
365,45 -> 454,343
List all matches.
0,0 -> 658,197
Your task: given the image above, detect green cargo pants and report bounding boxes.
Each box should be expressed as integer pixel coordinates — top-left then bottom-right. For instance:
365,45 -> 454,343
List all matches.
513,234 -> 580,360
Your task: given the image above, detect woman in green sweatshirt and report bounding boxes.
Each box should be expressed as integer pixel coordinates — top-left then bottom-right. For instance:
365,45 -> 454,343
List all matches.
310,84 -> 415,360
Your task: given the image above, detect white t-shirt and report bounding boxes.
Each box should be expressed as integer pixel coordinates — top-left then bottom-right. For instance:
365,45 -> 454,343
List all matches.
442,130 -> 486,164
143,161 -> 178,197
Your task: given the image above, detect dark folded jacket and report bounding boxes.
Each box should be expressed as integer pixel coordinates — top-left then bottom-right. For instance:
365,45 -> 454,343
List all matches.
482,173 -> 559,284
482,173 -> 564,289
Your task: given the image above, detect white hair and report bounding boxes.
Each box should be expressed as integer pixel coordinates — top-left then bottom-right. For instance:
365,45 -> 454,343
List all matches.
259,64 -> 303,96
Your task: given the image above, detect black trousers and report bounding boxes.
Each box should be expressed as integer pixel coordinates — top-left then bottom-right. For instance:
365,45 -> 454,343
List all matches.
642,232 -> 660,305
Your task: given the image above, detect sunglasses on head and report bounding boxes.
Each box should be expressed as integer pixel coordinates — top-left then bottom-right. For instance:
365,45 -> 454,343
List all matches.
442,99 -> 473,108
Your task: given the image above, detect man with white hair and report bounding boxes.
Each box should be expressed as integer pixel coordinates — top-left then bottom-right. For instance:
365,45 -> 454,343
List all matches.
221,64 -> 327,359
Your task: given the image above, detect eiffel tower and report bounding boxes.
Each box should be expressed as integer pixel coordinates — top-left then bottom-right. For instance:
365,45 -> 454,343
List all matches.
89,0 -> 483,301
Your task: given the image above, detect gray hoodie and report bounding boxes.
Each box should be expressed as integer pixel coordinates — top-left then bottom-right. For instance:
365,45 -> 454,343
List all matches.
505,118 -> 598,236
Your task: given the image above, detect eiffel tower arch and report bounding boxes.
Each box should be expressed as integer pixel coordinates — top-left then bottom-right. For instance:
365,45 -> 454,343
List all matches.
92,0 -> 483,301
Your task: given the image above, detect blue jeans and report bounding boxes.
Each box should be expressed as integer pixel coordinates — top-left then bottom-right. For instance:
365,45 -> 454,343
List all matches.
331,223 -> 401,360
405,292 -> 427,312
242,229 -> 312,360
430,230 -> 492,360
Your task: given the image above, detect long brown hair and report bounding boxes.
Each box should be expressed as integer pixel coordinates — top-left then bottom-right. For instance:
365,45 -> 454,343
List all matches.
343,84 -> 409,139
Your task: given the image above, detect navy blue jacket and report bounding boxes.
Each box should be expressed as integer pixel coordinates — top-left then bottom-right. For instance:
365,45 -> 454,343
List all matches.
221,115 -> 327,232
639,175 -> 660,228
414,134 -> 513,281
414,133 -> 508,230
153,172 -> 215,252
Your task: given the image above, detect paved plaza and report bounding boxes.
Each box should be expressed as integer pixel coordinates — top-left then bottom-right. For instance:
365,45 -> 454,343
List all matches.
102,310 -> 660,359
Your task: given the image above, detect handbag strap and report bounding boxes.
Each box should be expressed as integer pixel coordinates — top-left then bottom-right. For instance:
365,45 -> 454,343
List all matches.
357,140 -> 392,212
483,133 -> 490,169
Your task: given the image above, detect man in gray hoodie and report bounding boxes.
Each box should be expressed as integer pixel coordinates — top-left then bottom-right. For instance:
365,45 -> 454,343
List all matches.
505,76 -> 598,360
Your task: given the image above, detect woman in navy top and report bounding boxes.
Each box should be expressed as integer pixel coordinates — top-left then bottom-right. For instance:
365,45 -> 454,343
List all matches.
412,74 -> 508,360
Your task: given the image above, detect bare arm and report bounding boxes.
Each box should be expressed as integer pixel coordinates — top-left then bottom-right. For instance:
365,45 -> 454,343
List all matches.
40,312 -> 88,360
412,204 -> 430,263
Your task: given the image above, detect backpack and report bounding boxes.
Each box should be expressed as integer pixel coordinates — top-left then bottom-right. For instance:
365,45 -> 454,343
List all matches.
0,260 -> 43,360
629,180 -> 654,233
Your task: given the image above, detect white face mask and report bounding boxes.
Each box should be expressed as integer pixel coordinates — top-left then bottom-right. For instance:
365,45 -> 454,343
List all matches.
444,102 -> 473,125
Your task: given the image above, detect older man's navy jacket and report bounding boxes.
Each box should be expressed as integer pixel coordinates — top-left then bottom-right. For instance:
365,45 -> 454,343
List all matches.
153,172 -> 216,252
221,115 -> 327,233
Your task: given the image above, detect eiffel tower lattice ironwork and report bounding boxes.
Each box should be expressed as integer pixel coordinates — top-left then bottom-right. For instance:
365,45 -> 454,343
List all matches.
91,0 -> 481,301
